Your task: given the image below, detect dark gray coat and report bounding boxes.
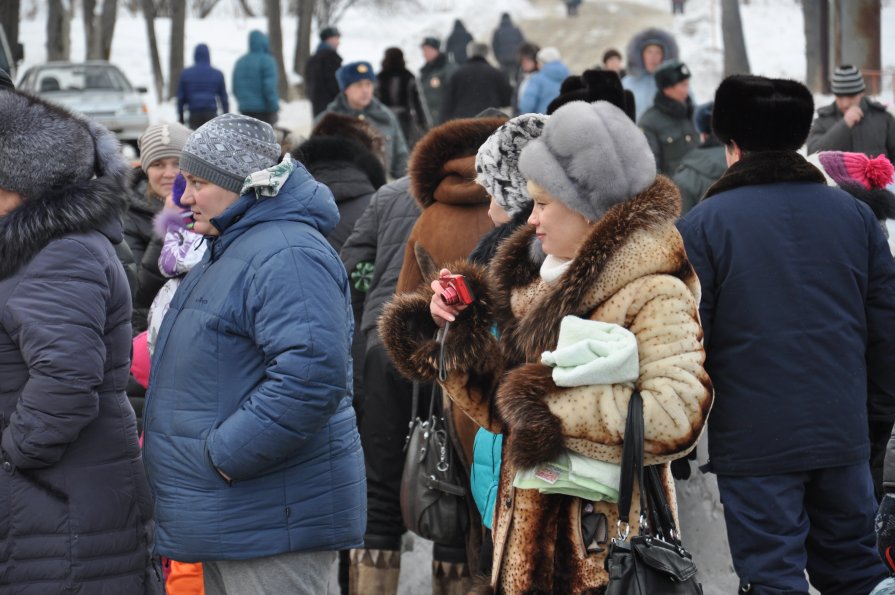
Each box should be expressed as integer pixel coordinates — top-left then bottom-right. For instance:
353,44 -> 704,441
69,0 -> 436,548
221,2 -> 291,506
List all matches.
672,142 -> 728,214
419,53 -> 457,126
0,174 -> 157,593
639,92 -> 699,175
807,97 -> 895,162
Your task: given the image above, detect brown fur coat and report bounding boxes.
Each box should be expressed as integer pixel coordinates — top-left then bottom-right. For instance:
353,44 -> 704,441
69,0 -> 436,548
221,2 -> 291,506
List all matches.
380,176 -> 713,593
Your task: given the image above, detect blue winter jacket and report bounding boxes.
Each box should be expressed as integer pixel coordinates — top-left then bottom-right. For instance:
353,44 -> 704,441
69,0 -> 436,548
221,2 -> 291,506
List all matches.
143,162 -> 366,561
678,153 -> 895,476
519,60 -> 569,115
232,30 -> 280,114
177,43 -> 229,122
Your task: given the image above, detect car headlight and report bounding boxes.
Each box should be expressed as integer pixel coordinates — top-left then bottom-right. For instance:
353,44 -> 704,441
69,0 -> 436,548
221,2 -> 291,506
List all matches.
118,103 -> 148,116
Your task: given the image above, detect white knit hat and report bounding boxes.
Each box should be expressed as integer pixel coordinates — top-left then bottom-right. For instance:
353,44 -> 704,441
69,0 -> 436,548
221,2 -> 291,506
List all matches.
475,113 -> 548,216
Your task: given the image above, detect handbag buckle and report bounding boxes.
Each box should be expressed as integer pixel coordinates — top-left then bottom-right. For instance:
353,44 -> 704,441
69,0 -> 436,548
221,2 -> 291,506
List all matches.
616,519 -> 630,541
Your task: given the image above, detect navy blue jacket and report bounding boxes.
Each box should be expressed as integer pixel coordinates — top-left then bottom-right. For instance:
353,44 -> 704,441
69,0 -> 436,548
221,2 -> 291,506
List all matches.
144,160 -> 366,561
177,44 -> 229,122
0,174 -> 155,592
678,151 -> 895,476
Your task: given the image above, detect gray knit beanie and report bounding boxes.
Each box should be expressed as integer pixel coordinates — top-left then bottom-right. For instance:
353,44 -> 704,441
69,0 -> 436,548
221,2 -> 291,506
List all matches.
180,114 -> 281,194
475,113 -> 547,216
0,89 -> 130,199
138,122 -> 191,172
518,101 -> 656,221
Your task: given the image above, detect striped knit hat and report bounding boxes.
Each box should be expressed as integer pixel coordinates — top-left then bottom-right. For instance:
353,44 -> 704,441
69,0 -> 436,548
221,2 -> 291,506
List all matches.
830,65 -> 865,96
138,122 -> 191,172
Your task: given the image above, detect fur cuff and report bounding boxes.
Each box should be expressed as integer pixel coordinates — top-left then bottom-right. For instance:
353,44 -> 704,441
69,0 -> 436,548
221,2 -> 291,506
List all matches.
497,363 -> 566,469
379,260 -> 502,383
153,208 -> 189,238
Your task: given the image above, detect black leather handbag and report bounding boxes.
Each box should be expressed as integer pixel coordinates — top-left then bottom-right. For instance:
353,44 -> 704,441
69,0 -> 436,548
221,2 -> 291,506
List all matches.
604,391 -> 702,595
399,377 -> 469,546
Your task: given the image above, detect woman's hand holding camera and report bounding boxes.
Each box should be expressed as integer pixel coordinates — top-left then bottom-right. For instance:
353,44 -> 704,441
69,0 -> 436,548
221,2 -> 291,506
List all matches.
430,268 -> 471,327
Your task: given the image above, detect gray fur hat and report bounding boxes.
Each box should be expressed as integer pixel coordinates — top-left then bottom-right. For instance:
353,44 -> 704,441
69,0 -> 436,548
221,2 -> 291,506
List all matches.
475,113 -> 547,216
0,89 -> 130,200
519,101 -> 655,221
180,114 -> 280,194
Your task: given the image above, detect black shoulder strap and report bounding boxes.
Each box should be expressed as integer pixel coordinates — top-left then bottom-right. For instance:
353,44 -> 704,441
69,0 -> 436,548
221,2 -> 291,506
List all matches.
616,390 -> 647,536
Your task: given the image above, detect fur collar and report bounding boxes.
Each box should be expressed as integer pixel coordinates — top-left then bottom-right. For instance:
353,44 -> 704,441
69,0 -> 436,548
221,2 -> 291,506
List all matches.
0,174 -> 127,280
704,150 -> 826,199
409,117 -> 506,209
491,175 -> 688,364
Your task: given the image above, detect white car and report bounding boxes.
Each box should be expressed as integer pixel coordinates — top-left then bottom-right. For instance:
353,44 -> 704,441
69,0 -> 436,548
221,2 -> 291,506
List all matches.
18,61 -> 149,150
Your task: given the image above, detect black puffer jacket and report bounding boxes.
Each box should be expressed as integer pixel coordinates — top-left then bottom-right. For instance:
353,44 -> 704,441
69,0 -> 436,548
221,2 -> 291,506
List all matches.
124,169 -> 166,332
444,57 -> 513,120
639,92 -> 698,175
0,166 -> 156,594
294,136 -> 386,254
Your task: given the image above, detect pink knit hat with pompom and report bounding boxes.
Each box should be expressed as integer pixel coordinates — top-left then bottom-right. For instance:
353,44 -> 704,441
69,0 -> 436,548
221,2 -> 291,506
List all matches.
817,151 -> 895,190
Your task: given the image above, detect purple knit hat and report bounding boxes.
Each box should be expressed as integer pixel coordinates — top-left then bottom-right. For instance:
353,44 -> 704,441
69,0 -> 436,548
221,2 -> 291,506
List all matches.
817,151 -> 895,190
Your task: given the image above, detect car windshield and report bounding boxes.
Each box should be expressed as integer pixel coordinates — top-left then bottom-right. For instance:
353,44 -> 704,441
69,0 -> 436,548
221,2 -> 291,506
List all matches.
35,64 -> 132,94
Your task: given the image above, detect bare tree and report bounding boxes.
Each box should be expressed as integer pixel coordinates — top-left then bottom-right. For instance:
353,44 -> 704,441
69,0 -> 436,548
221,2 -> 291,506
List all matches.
83,0 -> 116,60
0,0 -> 22,64
265,0 -> 291,100
237,0 -> 256,17
141,0 -> 164,102
168,0 -> 186,99
47,0 -> 71,62
293,0 -> 313,78
194,0 -> 224,18
803,0 -> 830,92
314,0 -> 359,28
721,0 -> 750,76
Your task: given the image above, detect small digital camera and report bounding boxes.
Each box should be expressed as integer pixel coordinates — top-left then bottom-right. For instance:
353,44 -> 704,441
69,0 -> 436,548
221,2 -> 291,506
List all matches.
439,273 -> 475,306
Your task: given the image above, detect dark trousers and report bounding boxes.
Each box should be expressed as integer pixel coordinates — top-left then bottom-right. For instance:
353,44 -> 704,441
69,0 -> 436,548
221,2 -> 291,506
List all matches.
240,111 -> 278,126
188,110 -> 218,130
717,463 -> 886,594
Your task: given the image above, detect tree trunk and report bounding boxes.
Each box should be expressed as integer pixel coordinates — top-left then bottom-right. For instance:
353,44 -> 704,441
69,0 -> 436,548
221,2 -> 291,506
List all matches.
47,0 -> 71,62
83,0 -> 101,60
266,0 -> 290,100
238,0 -> 256,17
293,0 -> 314,80
141,0 -> 164,103
831,0 -> 881,92
168,0 -> 186,100
720,0 -> 750,77
803,0 -> 829,93
0,0 -> 21,64
98,0 -> 118,60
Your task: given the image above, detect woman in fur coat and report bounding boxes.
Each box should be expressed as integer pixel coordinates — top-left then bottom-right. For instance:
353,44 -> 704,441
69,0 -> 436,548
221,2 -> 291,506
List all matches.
380,100 -> 713,593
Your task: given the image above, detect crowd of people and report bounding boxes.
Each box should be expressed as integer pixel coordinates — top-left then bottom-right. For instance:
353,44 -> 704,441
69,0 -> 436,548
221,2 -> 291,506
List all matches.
4,10 -> 895,595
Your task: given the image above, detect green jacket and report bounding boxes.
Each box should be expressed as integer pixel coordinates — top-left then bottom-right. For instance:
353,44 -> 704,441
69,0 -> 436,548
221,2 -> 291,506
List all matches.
807,97 -> 895,162
639,93 -> 698,176
419,53 -> 457,125
672,142 -> 728,214
317,94 -> 409,179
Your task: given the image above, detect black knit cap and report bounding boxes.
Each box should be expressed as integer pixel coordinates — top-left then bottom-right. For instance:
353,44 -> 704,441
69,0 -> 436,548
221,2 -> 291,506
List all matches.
319,26 -> 340,41
712,74 -> 814,151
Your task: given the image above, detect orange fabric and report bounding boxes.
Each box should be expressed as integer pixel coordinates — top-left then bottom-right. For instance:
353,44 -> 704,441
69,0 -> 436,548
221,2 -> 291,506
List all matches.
166,560 -> 204,595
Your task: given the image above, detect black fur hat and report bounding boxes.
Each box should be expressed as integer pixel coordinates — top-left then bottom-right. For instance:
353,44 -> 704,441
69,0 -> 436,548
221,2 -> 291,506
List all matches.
546,69 -> 636,121
712,74 -> 814,151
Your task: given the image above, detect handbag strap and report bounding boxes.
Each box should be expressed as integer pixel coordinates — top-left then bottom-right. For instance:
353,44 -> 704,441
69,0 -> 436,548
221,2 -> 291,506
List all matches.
616,390 -> 647,539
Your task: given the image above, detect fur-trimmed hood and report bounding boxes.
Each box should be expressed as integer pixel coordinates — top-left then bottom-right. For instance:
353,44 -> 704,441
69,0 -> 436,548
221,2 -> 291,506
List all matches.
625,28 -> 679,78
294,135 -> 387,191
0,174 -> 128,280
409,117 -> 507,209
0,90 -> 131,280
491,175 -> 694,365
